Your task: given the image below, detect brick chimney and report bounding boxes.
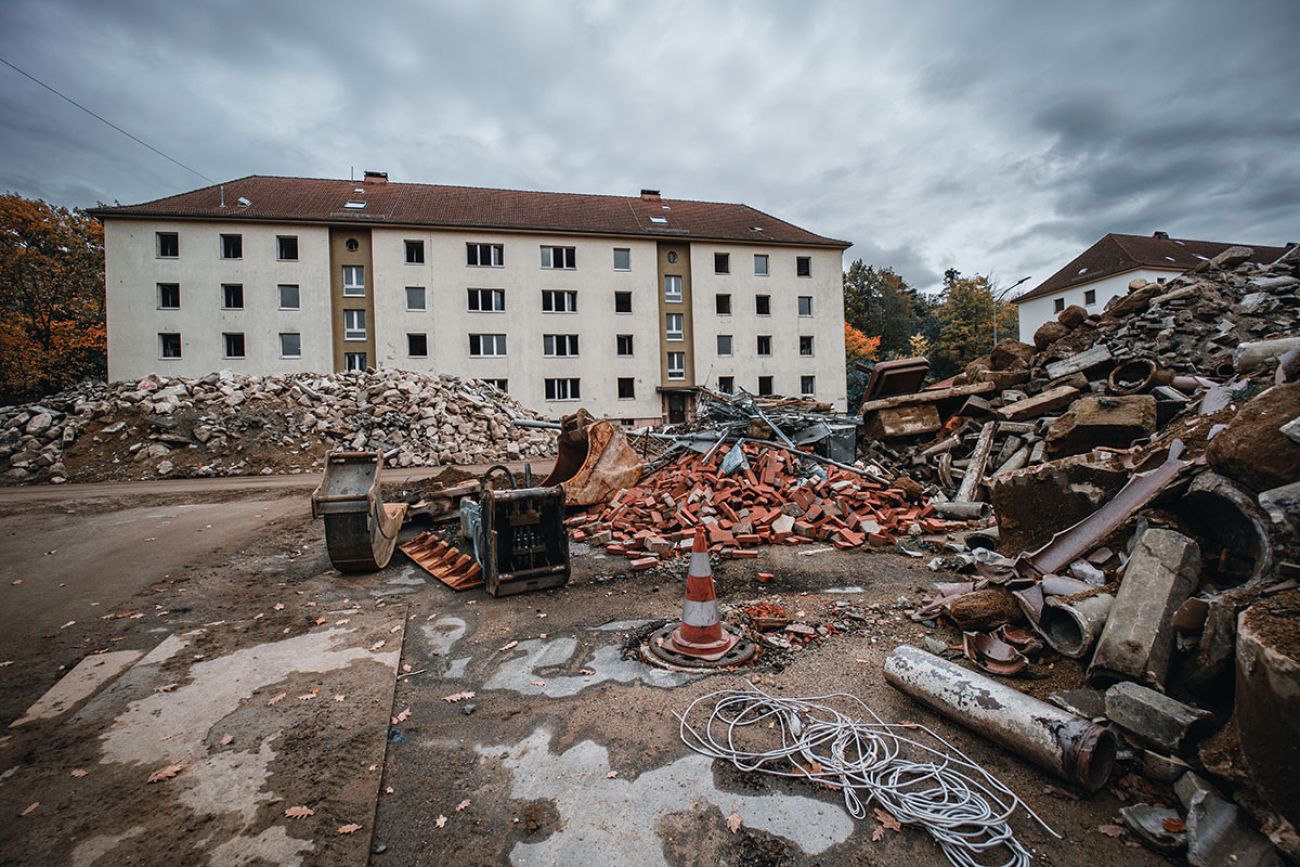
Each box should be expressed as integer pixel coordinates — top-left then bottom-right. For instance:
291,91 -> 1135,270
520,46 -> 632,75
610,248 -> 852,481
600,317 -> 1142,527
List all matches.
363,171 -> 389,184
1152,230 -> 1169,240
640,189 -> 661,201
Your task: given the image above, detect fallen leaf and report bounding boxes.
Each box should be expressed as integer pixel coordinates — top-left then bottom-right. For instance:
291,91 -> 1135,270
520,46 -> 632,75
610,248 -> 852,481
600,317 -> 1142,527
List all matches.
1043,785 -> 1078,801
1162,818 -> 1186,833
335,618 -> 350,625
336,823 -> 362,835
146,763 -> 184,783
498,640 -> 518,652
273,603 -> 285,611
385,786 -> 394,794
0,661 -> 12,667
537,612 -> 547,619
284,805 -> 314,819
871,825 -> 885,843
333,694 -> 345,702
538,632 -> 548,639
220,733 -> 234,747
529,679 -> 545,687
1097,824 -> 1127,838
873,808 -> 902,833
402,663 -> 412,673
392,707 -> 411,724
298,690 -> 319,701
19,802 -> 38,816
60,620 -> 76,629
455,799 -> 470,812
442,691 -> 475,703
368,764 -> 378,772
580,668 -> 596,676
11,579 -> 22,585
369,640 -> 386,651
726,812 -> 742,834
253,613 -> 265,620
266,692 -> 287,706
69,769 -> 88,777
314,616 -> 327,625
153,683 -> 178,693
435,814 -> 448,829
389,624 -> 401,634
605,770 -> 619,779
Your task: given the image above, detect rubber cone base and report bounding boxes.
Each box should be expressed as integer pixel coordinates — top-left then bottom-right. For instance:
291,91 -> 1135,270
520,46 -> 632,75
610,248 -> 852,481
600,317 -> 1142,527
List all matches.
643,622 -> 758,670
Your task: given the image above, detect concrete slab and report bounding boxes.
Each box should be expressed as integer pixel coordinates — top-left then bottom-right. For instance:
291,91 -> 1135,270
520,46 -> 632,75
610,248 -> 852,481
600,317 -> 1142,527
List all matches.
10,649 -> 143,727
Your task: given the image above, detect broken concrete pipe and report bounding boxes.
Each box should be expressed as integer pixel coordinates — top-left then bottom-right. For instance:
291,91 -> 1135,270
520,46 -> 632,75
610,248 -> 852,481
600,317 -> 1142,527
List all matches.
930,500 -> 991,520
883,645 -> 1117,791
1039,592 -> 1114,658
1088,529 -> 1200,688
1104,681 -> 1214,756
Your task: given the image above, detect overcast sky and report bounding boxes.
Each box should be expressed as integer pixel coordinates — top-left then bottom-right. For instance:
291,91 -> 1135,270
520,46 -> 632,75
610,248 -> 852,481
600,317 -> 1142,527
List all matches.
1,0 -> 1296,293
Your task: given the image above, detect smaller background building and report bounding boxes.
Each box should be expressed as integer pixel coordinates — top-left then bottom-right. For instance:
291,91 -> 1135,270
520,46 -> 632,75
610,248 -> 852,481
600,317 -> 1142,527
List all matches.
1014,232 -> 1292,341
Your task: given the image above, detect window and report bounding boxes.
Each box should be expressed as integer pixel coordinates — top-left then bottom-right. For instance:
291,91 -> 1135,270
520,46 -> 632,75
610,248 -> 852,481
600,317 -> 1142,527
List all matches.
757,335 -> 772,356
343,265 -> 365,296
344,309 -> 366,341
467,243 -> 504,267
714,252 -> 730,274
801,375 -> 815,396
617,377 -> 635,399
279,332 -> 301,358
157,283 -> 180,309
754,254 -> 769,276
1054,297 -> 1065,313
345,352 -> 367,371
1084,289 -> 1097,305
718,376 -> 734,394
756,294 -> 771,315
159,333 -> 181,359
545,378 -> 580,400
542,289 -> 577,312
223,332 -> 245,358
616,334 -> 634,356
799,336 -> 814,356
220,234 -> 242,259
543,334 -> 579,357
221,283 -> 244,309
665,313 -> 684,341
277,236 -> 298,261
469,333 -> 507,357
156,232 -> 179,258
717,334 -> 733,356
278,284 -> 300,310
540,246 -> 576,269
663,275 -> 682,302
667,352 -> 686,380
797,256 -> 811,277
614,291 -> 632,314
613,248 -> 631,271
467,288 -> 505,311
484,379 -> 508,392
798,296 -> 813,316
758,375 -> 774,396
404,240 -> 425,264
715,293 -> 731,315
408,333 -> 428,357
406,286 -> 426,311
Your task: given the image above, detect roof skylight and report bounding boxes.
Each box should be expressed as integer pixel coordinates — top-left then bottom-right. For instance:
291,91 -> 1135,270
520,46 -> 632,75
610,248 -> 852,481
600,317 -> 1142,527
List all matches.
649,216 -> 668,224
344,201 -> 367,210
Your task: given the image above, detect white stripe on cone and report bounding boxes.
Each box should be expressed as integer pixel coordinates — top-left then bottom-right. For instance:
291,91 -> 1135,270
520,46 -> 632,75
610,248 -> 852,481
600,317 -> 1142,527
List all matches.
689,550 -> 711,576
682,599 -> 718,627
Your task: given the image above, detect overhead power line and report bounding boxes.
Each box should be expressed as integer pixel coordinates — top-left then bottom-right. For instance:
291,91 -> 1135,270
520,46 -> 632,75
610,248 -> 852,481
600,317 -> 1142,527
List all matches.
0,54 -> 214,184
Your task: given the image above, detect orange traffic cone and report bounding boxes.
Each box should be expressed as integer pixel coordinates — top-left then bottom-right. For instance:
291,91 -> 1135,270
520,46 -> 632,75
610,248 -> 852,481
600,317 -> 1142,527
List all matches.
663,530 -> 739,660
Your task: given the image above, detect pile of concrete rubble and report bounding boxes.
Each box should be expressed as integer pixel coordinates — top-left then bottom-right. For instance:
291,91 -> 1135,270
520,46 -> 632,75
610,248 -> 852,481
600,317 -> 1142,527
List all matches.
0,369 -> 556,484
873,245 -> 1299,864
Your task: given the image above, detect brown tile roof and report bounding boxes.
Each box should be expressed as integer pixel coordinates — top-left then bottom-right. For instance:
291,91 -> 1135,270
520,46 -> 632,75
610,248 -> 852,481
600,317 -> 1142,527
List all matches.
1013,233 -> 1292,304
89,175 -> 851,248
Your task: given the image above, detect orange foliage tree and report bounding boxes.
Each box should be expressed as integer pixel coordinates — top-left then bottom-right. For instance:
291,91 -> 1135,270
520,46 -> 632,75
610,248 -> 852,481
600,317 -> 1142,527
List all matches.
844,323 -> 880,363
0,194 -> 105,403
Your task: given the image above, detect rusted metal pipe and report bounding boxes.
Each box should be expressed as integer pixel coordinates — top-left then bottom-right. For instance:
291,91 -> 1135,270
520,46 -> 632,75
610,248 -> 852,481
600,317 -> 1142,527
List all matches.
884,645 -> 1117,791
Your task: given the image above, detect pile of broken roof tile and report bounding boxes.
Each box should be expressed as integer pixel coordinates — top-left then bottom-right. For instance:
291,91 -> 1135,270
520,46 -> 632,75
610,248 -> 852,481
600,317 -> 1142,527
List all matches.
565,442 -> 944,569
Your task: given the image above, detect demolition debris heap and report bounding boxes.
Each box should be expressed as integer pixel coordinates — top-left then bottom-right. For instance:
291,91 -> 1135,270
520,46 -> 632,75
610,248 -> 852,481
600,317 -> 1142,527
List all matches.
0,369 -> 557,484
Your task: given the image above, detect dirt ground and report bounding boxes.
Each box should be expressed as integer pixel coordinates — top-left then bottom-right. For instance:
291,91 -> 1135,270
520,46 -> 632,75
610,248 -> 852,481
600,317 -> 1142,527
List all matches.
0,477 -> 1168,867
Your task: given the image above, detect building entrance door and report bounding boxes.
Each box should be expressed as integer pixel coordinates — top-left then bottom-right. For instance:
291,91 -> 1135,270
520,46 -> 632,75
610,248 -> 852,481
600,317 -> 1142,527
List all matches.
667,393 -> 686,424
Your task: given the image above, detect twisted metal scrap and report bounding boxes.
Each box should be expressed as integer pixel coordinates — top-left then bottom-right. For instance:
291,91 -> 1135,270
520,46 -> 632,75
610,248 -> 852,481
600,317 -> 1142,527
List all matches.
676,685 -> 1058,867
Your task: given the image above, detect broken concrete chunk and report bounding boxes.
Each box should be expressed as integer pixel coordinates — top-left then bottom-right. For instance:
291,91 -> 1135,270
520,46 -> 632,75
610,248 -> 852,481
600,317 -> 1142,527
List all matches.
1089,528 -> 1200,688
1120,803 -> 1187,856
942,588 -> 1024,631
1186,788 -> 1284,867
1206,381 -> 1300,492
1045,395 -> 1157,457
1104,681 -> 1214,755
994,385 -> 1080,422
986,453 -> 1126,554
1044,345 -> 1114,380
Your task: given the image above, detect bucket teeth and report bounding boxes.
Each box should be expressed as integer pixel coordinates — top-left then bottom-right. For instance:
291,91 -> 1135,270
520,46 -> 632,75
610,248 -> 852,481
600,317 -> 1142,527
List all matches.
399,535 -> 484,591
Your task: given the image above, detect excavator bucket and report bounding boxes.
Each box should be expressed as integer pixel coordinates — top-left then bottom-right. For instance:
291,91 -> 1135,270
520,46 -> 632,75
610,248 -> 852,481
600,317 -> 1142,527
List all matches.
311,451 -> 408,573
540,409 -> 643,506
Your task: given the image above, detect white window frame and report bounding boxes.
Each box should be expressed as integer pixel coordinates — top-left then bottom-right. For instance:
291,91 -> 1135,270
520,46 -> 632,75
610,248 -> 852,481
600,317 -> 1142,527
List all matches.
345,352 -> 367,371
799,335 -> 814,356
342,265 -> 365,296
343,309 -> 367,341
544,378 -> 581,400
404,239 -> 425,265
540,245 -> 576,270
222,332 -> 246,359
467,243 -> 504,267
469,333 -> 507,357
279,332 -> 301,359
663,274 -> 682,303
612,247 -> 631,271
667,351 -> 686,381
278,284 -> 300,310
541,289 -> 577,313
754,254 -> 769,276
798,296 -> 813,317
616,334 -> 634,356
158,332 -> 182,359
543,334 -> 580,357
407,332 -> 429,357
157,282 -> 180,310
801,375 -> 816,396
405,286 -> 426,311
467,288 -> 505,312
665,313 -> 684,341
717,334 -> 733,356
221,283 -> 244,310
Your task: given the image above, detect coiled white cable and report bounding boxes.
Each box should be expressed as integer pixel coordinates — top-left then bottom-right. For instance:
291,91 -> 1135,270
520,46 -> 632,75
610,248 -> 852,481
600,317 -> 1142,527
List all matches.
675,684 -> 1059,867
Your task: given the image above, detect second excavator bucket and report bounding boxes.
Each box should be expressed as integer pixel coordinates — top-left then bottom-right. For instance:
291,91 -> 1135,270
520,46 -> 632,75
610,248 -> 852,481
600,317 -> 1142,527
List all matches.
540,409 -> 643,507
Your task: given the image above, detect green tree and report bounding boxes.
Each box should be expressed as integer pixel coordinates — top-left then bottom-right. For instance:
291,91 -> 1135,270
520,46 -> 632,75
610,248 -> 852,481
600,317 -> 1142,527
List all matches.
841,260 -> 929,359
928,270 -> 1017,378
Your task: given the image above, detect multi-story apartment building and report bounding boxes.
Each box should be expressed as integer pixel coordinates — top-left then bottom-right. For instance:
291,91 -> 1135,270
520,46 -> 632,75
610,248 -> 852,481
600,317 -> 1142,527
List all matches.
92,174 -> 851,422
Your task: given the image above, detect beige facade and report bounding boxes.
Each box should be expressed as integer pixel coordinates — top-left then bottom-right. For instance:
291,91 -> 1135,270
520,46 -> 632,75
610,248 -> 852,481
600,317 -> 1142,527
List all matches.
103,215 -> 848,420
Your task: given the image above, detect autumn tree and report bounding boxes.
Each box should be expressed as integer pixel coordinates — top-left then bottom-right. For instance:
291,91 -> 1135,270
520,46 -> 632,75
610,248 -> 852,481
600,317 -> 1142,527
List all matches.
928,269 -> 1017,379
0,194 -> 105,403
843,323 -> 881,410
841,260 -> 935,360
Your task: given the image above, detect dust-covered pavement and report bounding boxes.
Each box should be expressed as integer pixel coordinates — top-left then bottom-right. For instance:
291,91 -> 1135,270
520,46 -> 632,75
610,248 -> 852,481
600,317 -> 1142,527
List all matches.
0,478 -> 1163,867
